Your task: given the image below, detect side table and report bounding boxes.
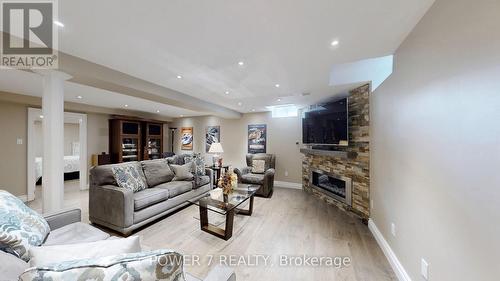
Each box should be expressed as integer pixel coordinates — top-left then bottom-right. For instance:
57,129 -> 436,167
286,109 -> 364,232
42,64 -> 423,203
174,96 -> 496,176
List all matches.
205,165 -> 230,187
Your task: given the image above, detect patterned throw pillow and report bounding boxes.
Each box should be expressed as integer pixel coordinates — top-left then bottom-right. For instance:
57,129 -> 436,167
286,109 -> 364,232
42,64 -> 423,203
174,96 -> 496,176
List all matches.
20,249 -> 185,281
112,163 -> 148,192
0,190 -> 51,262
193,153 -> 206,176
252,160 -> 266,174
183,154 -> 194,165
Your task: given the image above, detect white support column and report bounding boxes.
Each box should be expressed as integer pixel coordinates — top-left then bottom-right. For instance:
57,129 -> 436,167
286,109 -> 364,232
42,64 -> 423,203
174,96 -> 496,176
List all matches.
40,70 -> 71,213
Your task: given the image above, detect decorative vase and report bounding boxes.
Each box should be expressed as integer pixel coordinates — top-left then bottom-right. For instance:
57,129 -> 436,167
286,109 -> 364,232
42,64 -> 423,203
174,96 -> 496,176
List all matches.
219,170 -> 235,196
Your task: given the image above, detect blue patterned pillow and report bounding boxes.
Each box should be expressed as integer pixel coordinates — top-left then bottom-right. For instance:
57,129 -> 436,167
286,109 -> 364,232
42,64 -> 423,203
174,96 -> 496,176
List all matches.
112,163 -> 148,192
0,190 -> 50,262
193,153 -> 205,176
183,154 -> 194,165
20,249 -> 186,281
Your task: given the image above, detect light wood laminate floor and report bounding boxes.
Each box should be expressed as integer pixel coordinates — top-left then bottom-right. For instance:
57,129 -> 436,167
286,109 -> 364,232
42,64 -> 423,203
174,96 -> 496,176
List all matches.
29,182 -> 396,281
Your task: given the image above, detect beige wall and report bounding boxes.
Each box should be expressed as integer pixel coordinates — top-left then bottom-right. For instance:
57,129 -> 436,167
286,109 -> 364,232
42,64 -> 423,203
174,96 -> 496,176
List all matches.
33,122 -> 81,157
0,100 -> 110,197
371,0 -> 500,280
0,102 -> 27,196
87,113 -> 109,169
171,112 -> 302,183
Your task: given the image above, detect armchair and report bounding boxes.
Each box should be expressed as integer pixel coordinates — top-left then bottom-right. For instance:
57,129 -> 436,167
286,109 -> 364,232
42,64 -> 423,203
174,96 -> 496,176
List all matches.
234,153 -> 275,198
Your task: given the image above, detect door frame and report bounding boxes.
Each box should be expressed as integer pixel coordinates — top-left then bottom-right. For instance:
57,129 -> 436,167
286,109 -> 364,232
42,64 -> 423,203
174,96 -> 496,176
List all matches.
27,108 -> 88,201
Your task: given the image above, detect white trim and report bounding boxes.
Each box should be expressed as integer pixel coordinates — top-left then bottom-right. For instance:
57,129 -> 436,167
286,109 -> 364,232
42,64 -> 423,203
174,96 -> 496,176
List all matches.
368,219 -> 412,281
274,181 -> 302,190
27,108 -> 39,201
65,111 -> 88,191
17,195 -> 28,202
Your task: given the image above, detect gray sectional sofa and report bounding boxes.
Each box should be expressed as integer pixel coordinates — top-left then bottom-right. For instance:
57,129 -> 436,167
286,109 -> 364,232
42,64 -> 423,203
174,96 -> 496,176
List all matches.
89,155 -> 212,235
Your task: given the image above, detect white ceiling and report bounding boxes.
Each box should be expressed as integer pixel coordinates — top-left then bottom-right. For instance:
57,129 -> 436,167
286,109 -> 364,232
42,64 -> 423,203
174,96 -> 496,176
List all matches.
1,0 -> 435,116
0,69 -> 209,118
57,0 -> 434,113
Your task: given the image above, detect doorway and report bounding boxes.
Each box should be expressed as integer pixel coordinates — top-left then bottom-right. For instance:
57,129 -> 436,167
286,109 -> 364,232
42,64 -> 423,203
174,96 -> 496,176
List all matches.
27,108 -> 87,202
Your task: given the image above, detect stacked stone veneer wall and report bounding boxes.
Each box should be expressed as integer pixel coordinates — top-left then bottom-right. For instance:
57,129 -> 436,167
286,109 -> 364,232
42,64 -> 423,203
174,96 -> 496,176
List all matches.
302,84 -> 370,220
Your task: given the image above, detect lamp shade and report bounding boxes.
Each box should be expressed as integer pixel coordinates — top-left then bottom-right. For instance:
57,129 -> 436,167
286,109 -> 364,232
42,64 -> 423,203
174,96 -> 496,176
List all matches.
208,142 -> 224,154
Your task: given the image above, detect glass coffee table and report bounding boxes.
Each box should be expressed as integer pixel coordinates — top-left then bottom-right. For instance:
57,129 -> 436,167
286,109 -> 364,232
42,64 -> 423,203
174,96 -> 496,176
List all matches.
188,184 -> 259,240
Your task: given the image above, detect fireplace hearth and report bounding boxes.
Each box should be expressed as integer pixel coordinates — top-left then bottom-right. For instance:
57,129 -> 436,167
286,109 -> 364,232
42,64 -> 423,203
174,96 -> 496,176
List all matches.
311,170 -> 352,206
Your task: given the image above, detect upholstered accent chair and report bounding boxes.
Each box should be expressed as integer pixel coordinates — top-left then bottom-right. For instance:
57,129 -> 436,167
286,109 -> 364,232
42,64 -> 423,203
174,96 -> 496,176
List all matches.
234,154 -> 276,198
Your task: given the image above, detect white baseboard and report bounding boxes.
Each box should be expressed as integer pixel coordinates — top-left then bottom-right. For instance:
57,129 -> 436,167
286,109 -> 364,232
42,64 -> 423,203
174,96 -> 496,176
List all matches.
368,219 -> 412,281
274,181 -> 302,190
18,195 -> 28,202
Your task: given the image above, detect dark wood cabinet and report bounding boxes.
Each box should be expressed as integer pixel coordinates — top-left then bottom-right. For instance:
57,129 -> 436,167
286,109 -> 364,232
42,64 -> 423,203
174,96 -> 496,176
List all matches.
143,123 -> 163,160
109,118 -> 164,163
110,119 -> 142,163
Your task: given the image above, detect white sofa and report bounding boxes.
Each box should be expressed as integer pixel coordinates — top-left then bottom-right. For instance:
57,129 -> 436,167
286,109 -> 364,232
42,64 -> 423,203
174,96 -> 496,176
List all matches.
0,208 -> 235,281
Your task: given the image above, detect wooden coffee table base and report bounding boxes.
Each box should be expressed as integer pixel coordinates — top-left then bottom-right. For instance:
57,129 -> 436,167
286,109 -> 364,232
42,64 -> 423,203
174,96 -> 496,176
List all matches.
199,196 -> 254,240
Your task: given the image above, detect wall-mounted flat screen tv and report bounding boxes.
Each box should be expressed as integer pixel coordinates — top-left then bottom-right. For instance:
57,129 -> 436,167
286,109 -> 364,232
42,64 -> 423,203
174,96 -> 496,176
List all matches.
302,98 -> 348,145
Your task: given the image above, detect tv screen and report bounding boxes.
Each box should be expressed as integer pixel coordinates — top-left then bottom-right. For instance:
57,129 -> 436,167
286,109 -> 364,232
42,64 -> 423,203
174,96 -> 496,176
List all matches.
302,98 -> 348,145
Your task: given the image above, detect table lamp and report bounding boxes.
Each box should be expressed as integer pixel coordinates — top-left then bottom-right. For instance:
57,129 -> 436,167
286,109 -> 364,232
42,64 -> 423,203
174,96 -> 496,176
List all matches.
208,142 -> 224,167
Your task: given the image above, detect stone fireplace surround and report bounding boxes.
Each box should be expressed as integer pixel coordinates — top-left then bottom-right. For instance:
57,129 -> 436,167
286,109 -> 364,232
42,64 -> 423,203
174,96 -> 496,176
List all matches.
301,84 -> 370,221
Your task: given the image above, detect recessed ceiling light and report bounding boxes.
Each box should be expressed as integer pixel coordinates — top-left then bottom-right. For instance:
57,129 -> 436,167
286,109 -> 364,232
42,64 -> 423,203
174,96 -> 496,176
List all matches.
39,115 -> 44,119
225,91 -> 230,95
124,104 -> 129,107
177,75 -> 183,79
331,40 -> 340,47
53,20 -> 64,27
275,84 -> 280,88
156,110 -> 160,113
76,95 -> 83,99
251,109 -> 256,112
238,61 -> 244,66
180,115 -> 184,117
277,98 -> 282,102
237,102 -> 242,106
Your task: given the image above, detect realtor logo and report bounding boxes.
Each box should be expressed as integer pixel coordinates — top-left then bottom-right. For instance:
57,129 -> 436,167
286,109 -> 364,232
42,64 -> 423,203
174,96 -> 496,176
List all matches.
1,0 -> 58,69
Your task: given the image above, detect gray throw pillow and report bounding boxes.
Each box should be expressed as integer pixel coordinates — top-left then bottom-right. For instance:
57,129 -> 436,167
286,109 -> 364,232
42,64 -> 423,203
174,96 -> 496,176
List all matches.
170,163 -> 194,181
141,159 -> 174,187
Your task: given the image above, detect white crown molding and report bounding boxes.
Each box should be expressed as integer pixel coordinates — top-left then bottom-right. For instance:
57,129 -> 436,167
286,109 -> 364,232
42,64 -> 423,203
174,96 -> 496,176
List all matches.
274,181 -> 302,190
368,218 -> 412,281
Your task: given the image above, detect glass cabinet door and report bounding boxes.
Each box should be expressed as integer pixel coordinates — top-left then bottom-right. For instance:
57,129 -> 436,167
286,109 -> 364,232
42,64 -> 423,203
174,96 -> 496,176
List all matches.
122,122 -> 139,135
148,124 -> 162,136
122,138 -> 139,162
147,138 -> 161,159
